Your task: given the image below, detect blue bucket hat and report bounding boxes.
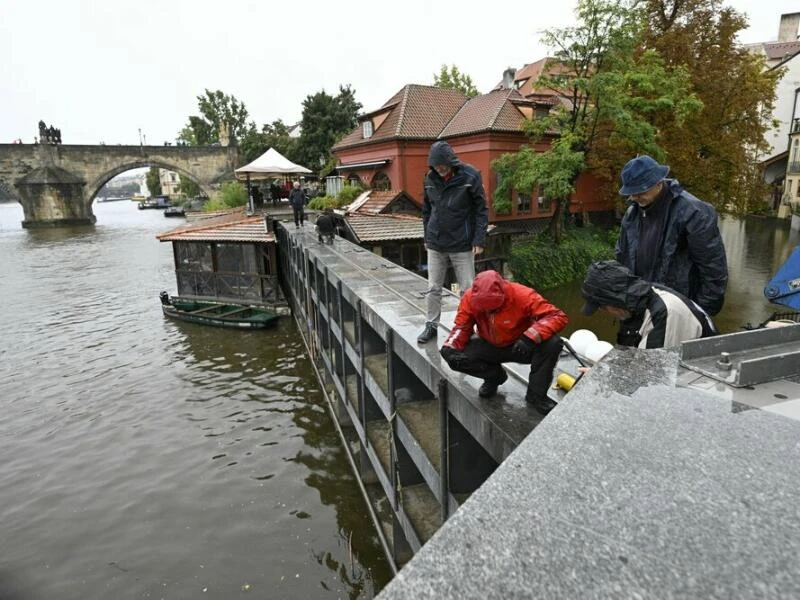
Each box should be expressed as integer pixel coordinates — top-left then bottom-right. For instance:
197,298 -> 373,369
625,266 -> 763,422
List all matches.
619,155 -> 669,196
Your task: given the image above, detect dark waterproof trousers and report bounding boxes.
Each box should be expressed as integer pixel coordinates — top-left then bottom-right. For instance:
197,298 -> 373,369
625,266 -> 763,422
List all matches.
443,335 -> 563,403
292,206 -> 305,226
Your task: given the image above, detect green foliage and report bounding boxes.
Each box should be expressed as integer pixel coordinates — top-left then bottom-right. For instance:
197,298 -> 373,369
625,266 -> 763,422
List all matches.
307,185 -> 364,210
202,182 -> 248,212
202,197 -> 228,212
492,0 -> 701,242
508,226 -> 616,290
641,0 -> 781,216
307,196 -> 338,210
433,64 -> 479,97
145,167 -> 162,196
239,119 -> 299,164
177,177 -> 201,198
337,184 -> 364,205
178,89 -> 255,146
220,181 -> 248,207
295,85 -> 362,176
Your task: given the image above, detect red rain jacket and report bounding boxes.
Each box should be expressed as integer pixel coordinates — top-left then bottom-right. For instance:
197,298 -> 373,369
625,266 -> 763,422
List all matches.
443,270 -> 568,350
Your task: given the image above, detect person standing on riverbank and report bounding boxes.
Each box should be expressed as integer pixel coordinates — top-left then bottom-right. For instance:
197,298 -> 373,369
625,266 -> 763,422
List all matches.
581,260 -> 717,349
615,155 -> 727,344
417,140 -> 489,345
288,181 -> 306,228
440,270 -> 568,416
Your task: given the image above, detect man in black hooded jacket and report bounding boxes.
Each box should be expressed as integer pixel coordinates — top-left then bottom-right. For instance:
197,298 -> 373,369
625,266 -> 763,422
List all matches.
417,140 -> 489,345
581,260 -> 717,349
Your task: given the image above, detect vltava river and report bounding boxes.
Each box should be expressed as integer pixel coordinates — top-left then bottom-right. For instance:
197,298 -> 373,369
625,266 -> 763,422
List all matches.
0,201 -> 392,599
2,200 -> 798,600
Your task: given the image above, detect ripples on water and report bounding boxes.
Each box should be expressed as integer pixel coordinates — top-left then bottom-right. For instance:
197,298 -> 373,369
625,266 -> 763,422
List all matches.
0,202 -> 391,599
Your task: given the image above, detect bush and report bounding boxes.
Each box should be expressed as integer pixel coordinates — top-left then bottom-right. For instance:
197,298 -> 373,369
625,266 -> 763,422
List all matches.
508,226 -> 616,290
337,185 -> 364,205
203,182 -> 248,212
308,196 -> 338,210
220,181 -> 248,207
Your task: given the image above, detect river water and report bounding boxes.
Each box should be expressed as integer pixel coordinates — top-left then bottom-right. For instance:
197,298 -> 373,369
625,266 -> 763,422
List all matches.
0,201 -> 393,600
1,202 -> 798,600
546,215 -> 800,342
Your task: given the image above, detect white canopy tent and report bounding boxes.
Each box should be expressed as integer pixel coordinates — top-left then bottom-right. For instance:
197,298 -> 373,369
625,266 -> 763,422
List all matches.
234,148 -> 313,211
234,148 -> 312,180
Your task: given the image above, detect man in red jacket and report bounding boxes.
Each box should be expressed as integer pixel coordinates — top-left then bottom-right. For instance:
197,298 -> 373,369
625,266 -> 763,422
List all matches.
440,270 -> 568,415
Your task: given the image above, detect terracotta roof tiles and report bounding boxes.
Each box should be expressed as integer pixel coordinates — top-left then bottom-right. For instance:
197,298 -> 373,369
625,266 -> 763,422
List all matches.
157,209 -> 275,243
333,85 -> 467,150
441,89 -> 528,137
344,213 -> 424,242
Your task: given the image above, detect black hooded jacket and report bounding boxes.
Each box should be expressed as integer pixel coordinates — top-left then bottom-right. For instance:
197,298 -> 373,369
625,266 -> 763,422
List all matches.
582,260 -> 717,348
422,141 -> 489,253
615,179 -> 728,316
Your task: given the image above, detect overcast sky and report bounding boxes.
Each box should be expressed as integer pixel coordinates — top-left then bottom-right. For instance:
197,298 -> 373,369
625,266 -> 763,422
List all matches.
1,0 -> 798,146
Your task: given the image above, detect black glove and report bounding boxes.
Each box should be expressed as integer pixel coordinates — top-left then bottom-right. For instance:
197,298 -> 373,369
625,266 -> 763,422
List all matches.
440,345 -> 457,362
616,328 -> 642,347
511,336 -> 536,362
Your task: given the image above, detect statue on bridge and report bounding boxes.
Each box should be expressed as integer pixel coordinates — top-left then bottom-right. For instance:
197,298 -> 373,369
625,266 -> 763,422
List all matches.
38,122 -> 62,144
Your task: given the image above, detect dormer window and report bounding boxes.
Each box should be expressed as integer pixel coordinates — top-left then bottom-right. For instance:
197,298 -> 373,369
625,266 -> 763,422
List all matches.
362,120 -> 373,139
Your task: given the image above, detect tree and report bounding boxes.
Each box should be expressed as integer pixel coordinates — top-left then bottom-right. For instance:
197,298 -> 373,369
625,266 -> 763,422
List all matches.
640,0 -> 781,214
145,167 -> 162,196
294,85 -> 362,176
239,119 -> 298,164
492,0 -> 702,241
177,89 -> 255,146
177,177 -> 202,199
433,64 -> 479,97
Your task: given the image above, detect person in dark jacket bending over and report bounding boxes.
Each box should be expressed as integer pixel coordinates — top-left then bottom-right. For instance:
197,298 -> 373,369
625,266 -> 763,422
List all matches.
581,260 -> 717,348
315,208 -> 336,244
288,181 -> 306,228
440,270 -> 568,416
615,155 -> 727,344
418,140 -> 489,345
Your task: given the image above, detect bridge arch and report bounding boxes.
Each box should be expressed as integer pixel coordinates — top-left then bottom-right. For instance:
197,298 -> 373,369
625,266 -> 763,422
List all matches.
88,160 -> 218,202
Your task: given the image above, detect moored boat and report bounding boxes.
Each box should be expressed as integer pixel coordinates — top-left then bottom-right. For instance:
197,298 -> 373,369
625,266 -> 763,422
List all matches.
164,206 -> 185,217
159,292 -> 279,329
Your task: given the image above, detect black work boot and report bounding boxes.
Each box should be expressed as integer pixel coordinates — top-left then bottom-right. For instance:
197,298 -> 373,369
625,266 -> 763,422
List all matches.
417,322 -> 438,344
527,395 -> 557,416
478,371 -> 508,398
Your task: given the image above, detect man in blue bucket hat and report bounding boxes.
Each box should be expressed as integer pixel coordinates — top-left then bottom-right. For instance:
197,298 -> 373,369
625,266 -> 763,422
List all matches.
614,155 -> 727,344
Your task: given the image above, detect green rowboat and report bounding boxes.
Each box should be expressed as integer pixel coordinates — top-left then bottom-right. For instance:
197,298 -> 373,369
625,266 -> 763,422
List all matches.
159,292 -> 279,329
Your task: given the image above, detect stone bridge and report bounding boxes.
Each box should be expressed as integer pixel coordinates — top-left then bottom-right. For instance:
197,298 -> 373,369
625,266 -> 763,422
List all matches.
0,143 -> 239,227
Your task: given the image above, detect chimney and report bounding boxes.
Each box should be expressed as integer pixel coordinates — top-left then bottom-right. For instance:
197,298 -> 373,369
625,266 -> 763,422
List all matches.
777,12 -> 800,43
502,67 -> 517,90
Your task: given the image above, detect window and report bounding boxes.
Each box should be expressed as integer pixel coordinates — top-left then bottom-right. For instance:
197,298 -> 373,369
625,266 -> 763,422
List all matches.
537,196 -> 550,211
362,121 -> 373,138
347,174 -> 363,187
372,172 -> 391,191
516,191 -> 531,214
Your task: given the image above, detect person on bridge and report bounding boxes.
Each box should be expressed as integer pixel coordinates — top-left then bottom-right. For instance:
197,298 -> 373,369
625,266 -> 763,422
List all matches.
581,260 -> 718,349
288,181 -> 306,228
418,140 -> 489,345
615,155 -> 727,344
440,270 -> 568,416
315,208 -> 336,244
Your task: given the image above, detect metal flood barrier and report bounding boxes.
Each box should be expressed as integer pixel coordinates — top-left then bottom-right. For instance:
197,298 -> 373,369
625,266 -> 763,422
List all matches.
275,223 -> 545,570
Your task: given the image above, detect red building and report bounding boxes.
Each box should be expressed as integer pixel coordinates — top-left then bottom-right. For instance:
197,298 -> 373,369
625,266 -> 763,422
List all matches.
332,79 -> 605,231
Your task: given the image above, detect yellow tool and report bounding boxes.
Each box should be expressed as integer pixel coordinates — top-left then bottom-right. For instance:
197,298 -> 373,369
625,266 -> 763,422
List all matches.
556,373 -> 577,391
